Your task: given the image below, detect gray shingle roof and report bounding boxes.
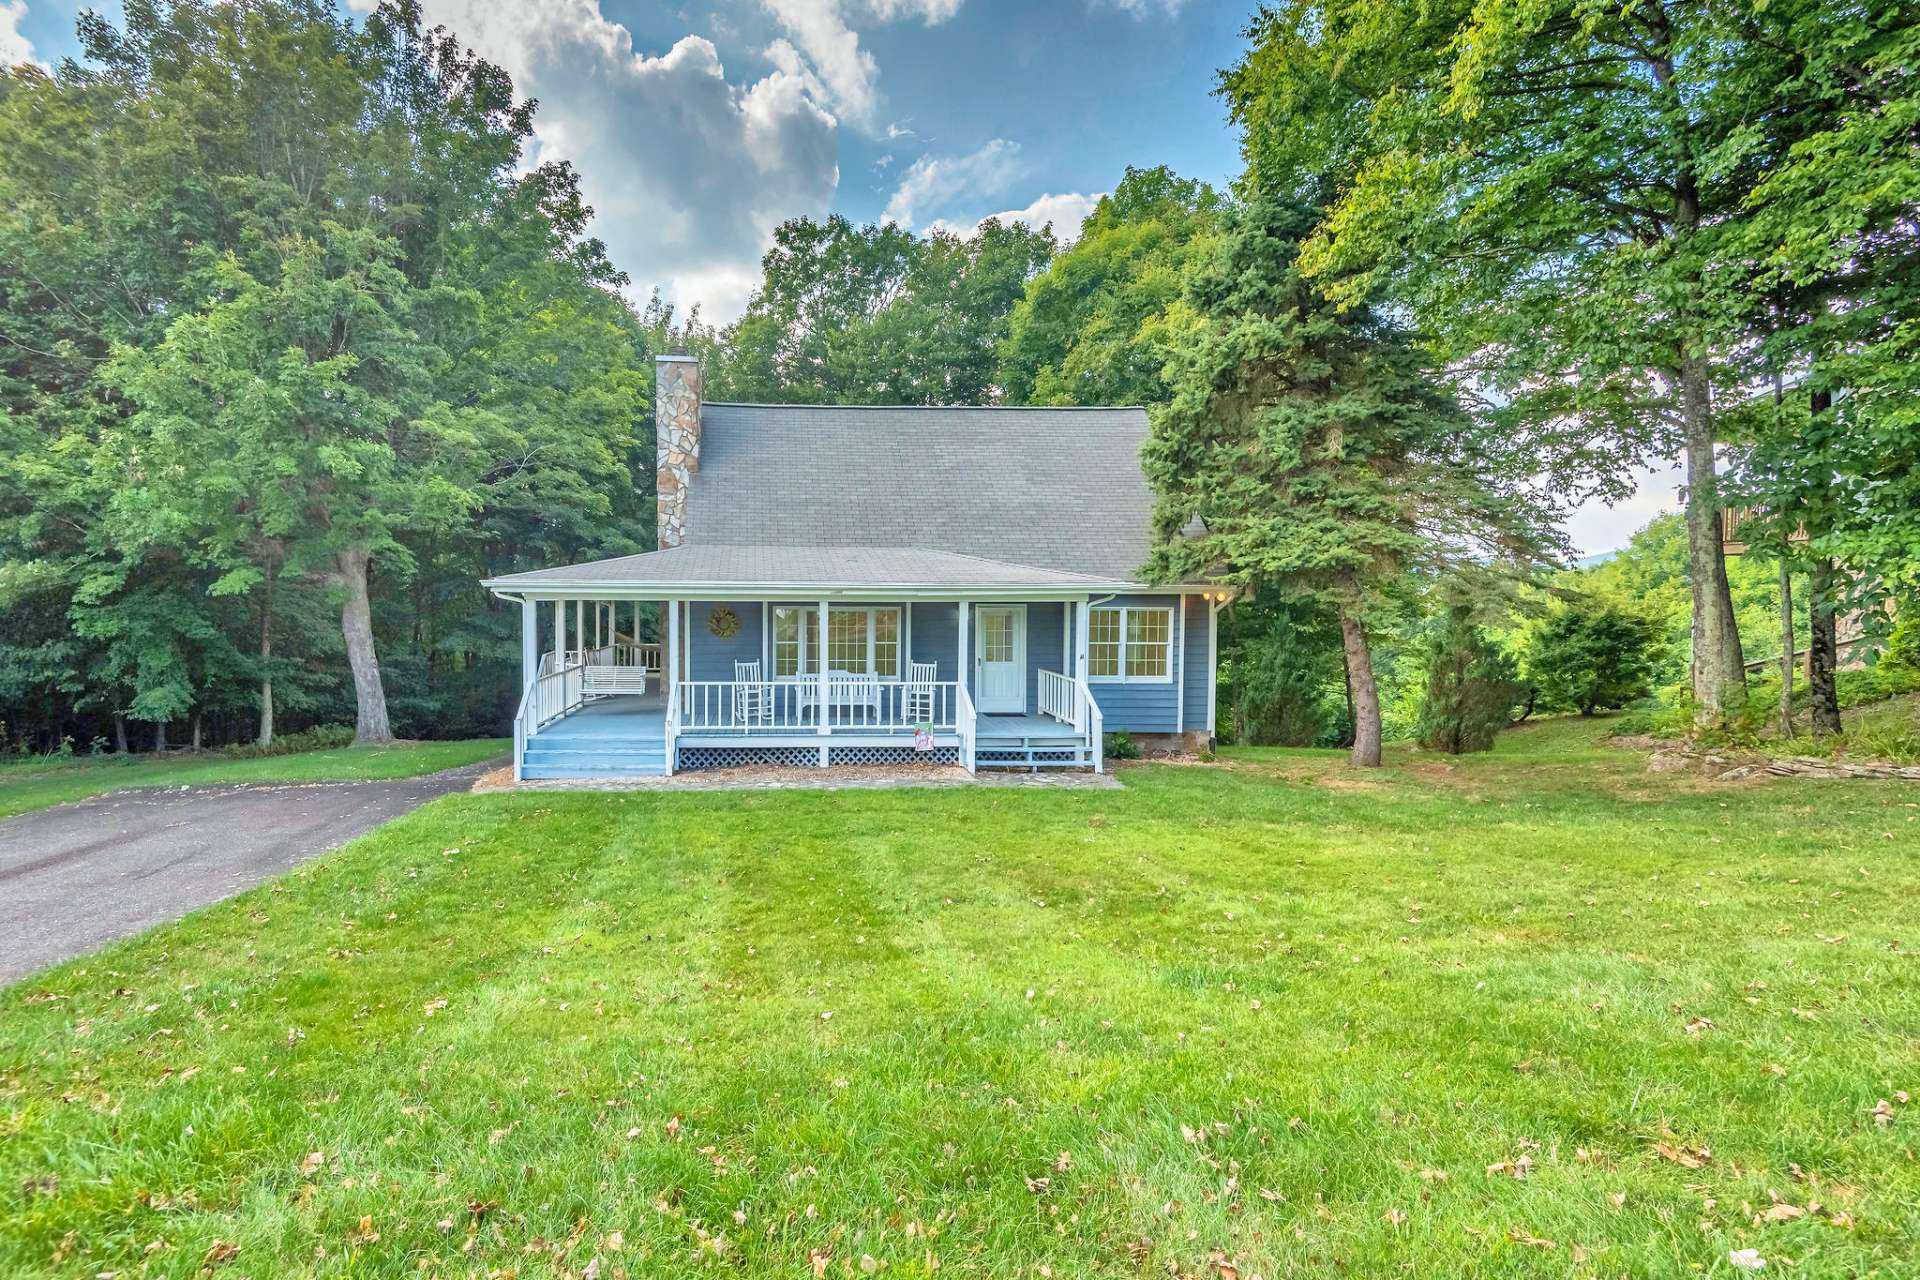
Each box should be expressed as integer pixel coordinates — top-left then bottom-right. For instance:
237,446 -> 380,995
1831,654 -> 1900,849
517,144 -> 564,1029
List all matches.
685,403 -> 1156,582
483,543 -> 1128,591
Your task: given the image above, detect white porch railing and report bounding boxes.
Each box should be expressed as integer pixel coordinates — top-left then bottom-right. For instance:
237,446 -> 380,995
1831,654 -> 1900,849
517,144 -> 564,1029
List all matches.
674,678 -> 959,734
1036,668 -> 1103,773
512,652 -> 587,781
957,681 -> 977,773
1038,669 -> 1077,726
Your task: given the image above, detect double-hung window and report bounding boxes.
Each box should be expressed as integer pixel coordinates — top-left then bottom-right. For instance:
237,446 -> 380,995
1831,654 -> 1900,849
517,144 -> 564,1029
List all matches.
1088,605 -> 1173,682
771,606 -> 902,679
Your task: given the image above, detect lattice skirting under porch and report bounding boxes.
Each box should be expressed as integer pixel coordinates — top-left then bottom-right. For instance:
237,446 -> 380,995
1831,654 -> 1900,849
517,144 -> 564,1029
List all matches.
975,748 -> 1081,765
675,744 -> 958,771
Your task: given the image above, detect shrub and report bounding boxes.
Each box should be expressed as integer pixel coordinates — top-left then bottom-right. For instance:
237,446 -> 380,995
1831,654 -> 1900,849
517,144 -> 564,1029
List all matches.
1231,632 -> 1333,746
1525,598 -> 1660,715
1103,731 -> 1140,761
1883,616 -> 1920,674
1415,609 -> 1524,754
220,724 -> 356,759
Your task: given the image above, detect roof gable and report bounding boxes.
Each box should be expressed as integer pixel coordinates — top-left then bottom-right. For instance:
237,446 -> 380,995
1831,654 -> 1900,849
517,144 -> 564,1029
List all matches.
683,403 -> 1156,583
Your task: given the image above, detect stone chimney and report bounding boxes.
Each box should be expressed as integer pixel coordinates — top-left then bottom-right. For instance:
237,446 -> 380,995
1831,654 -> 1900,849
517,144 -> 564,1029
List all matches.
655,348 -> 702,548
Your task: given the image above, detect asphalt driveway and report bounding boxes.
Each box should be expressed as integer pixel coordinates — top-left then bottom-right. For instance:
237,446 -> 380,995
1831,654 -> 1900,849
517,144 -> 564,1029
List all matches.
0,761 -> 499,985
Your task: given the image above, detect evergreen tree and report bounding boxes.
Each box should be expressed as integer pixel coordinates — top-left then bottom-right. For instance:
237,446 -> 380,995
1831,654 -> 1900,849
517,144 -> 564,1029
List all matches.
1144,191 -> 1560,767
1524,598 -> 1660,716
1416,607 -> 1522,755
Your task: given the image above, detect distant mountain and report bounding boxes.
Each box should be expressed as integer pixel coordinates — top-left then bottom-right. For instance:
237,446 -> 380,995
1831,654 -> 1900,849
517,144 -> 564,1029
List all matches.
1573,550 -> 1620,570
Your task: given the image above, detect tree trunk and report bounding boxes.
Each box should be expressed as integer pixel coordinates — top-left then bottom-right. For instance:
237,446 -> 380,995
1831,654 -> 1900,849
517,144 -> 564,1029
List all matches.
1777,559 -> 1795,739
191,712 -> 203,751
1808,557 -> 1841,736
258,581 -> 275,748
337,546 -> 393,744
1339,608 -> 1382,768
113,714 -> 128,755
153,720 -> 166,751
1679,353 -> 1746,722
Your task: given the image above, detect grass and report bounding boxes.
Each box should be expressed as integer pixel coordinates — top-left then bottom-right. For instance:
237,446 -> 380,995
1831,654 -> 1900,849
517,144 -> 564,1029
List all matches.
2,718 -> 1917,1277
0,738 -> 509,819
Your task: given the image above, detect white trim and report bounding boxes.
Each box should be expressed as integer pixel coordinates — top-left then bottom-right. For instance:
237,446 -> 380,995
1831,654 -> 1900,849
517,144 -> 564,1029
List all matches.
1087,604 -> 1175,684
1207,599 -> 1220,734
1176,595 -> 1187,731
957,601 -> 970,706
485,581 -> 1148,601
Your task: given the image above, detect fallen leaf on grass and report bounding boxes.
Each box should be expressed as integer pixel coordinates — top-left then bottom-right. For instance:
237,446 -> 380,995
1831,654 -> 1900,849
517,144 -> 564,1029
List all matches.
1729,1247 -> 1766,1271
1652,1140 -> 1709,1169
352,1215 -> 379,1244
1386,1208 -> 1407,1228
202,1240 -> 239,1266
1486,1156 -> 1532,1180
300,1151 -> 325,1175
1507,1230 -> 1555,1249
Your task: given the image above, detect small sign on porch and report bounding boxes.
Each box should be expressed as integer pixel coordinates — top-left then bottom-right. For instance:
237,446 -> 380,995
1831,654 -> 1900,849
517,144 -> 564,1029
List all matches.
913,724 -> 934,753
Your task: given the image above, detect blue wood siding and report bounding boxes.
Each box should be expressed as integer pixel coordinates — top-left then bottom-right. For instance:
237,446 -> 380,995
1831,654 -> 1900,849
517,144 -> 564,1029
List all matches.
685,601 -> 764,679
1182,596 -> 1212,733
1088,593 -> 1181,733
1025,602 -> 1068,711
909,603 -> 959,683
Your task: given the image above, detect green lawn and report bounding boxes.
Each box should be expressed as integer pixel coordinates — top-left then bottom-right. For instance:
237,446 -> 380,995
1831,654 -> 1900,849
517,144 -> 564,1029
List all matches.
3,720 -> 1916,1277
0,738 -> 509,819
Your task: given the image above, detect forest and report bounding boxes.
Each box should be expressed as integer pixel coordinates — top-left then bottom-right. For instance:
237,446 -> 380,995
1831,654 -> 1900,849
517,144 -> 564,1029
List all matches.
2,0 -> 1915,765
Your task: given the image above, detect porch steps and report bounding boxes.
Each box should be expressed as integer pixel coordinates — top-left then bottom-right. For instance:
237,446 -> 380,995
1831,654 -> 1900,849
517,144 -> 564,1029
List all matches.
522,730 -> 668,780
974,730 -> 1095,770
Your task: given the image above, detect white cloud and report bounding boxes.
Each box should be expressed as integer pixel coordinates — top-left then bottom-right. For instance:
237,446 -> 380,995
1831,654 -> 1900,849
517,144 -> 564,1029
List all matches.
761,0 -> 880,128
1563,457 -> 1684,557
347,0 -> 839,322
869,0 -> 963,20
1095,0 -> 1190,16
927,191 -> 1105,242
882,138 -> 1022,227
759,0 -> 959,134
1,0 -> 46,70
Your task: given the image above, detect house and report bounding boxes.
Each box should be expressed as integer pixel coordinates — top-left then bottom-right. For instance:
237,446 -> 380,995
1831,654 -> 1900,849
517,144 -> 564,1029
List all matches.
482,352 -> 1225,779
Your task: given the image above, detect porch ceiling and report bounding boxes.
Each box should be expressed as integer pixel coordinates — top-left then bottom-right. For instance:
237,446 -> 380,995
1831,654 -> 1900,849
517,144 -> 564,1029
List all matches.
484,543 -> 1136,600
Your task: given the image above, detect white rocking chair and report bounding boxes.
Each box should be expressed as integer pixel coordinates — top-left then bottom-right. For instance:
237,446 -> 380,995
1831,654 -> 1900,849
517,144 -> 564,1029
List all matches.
733,660 -> 770,725
904,660 -> 939,724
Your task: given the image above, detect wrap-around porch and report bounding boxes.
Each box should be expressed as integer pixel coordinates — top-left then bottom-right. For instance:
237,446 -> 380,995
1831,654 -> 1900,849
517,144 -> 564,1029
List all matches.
508,595 -> 1104,779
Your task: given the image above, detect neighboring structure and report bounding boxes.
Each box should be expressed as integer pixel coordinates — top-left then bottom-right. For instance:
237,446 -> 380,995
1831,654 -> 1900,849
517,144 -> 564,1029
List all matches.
483,352 -> 1226,779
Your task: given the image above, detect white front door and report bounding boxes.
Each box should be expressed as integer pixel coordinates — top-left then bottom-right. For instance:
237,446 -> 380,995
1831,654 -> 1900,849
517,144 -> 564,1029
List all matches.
975,605 -> 1026,713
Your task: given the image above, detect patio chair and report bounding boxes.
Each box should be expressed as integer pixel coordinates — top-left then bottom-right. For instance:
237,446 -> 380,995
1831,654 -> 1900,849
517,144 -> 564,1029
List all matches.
733,660 -> 769,725
904,660 -> 939,723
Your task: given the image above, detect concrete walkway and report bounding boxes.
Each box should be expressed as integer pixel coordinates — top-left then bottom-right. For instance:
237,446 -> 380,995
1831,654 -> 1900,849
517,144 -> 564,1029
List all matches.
0,761 -> 498,985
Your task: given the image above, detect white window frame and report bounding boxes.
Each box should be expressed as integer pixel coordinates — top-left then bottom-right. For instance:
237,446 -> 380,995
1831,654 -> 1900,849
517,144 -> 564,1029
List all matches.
1088,605 -> 1174,684
770,605 -> 903,680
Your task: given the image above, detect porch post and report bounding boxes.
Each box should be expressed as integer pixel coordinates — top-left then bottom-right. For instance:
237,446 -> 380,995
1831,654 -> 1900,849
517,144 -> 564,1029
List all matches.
521,598 -> 537,692
553,598 -> 566,666
1074,600 -> 1089,684
573,599 -> 583,661
666,598 -> 679,697
957,601 -> 970,694
816,598 -> 830,764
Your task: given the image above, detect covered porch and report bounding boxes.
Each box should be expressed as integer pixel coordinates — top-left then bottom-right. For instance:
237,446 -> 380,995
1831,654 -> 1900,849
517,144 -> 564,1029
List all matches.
498,591 -> 1107,779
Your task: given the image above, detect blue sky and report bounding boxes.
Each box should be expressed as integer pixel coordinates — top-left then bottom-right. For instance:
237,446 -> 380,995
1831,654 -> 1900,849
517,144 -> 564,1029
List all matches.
1,0 -> 1677,553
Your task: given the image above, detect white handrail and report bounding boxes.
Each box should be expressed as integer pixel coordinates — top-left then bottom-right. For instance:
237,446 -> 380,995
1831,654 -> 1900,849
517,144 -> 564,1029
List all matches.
1037,669 -> 1077,728
1083,677 -> 1104,773
512,671 -> 536,782
957,682 -> 977,773
663,669 -> 680,776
